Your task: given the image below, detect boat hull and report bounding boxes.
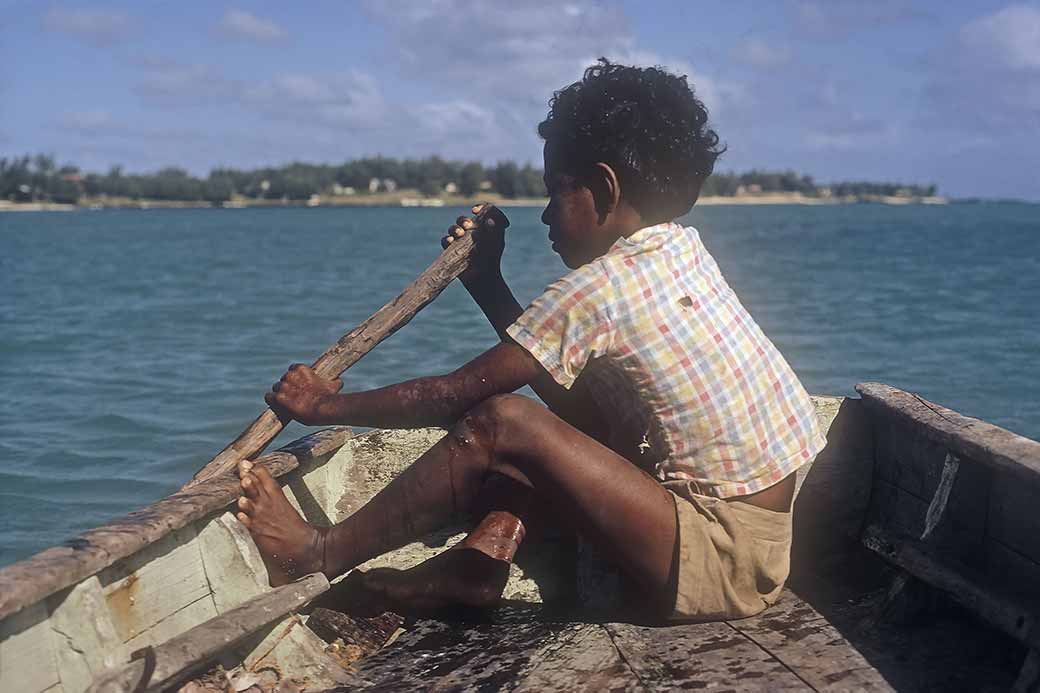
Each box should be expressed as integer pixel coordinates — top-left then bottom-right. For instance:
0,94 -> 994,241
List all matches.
2,388 -> 1038,691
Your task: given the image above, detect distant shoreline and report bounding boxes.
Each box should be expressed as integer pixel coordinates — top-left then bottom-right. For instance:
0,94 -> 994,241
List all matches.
0,191 -> 959,213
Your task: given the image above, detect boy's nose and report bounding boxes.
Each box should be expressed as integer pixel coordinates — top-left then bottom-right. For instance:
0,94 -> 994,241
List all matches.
540,203 -> 551,226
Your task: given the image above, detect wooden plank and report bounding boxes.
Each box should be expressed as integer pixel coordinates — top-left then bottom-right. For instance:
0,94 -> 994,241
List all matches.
307,608 -> 404,661
317,444 -> 354,524
282,478 -> 330,526
792,397 -> 874,571
863,524 -> 1040,652
921,453 -> 959,540
870,415 -> 994,562
195,512 -> 268,614
987,540 -> 1040,597
728,589 -> 893,691
47,576 -> 126,693
124,597 -> 217,654
291,435 -> 354,524
337,428 -> 449,516
347,614 -> 563,689
98,524 -> 214,644
604,620 -> 809,690
989,473 -> 1040,567
856,382 -> 1040,481
795,395 -> 847,499
0,427 -> 350,623
86,573 -> 329,693
866,478 -> 986,569
514,623 -> 638,691
1015,649 -> 1040,693
941,454 -> 992,567
337,611 -> 636,690
872,414 -> 951,500
874,453 -> 964,622
0,602 -> 60,692
233,614 -> 357,690
869,477 -> 930,537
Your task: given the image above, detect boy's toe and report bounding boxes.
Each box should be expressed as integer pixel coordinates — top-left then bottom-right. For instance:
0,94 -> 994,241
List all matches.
252,465 -> 281,495
240,474 -> 261,500
236,511 -> 251,528
245,471 -> 269,499
237,496 -> 255,514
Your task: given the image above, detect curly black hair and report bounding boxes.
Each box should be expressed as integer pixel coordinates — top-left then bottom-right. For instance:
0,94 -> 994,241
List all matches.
538,58 -> 724,221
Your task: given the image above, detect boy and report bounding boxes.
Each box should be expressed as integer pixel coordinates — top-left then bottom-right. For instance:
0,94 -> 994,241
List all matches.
236,59 -> 826,621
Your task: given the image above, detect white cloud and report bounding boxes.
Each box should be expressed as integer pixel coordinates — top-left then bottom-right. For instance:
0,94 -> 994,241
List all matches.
132,58 -> 389,130
360,0 -> 702,102
57,109 -> 120,135
104,1 -> 738,170
415,101 -> 498,137
960,4 -> 1040,70
918,4 -> 1040,134
359,0 -> 732,160
217,9 -> 286,43
733,38 -> 791,70
804,114 -> 891,151
245,71 -> 389,129
133,62 -> 234,105
42,8 -> 131,47
792,0 -> 928,39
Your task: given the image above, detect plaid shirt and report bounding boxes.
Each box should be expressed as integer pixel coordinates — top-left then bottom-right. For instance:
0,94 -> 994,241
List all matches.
507,222 -> 825,498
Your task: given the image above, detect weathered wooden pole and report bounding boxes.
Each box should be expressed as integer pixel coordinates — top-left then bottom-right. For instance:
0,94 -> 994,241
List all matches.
186,203 -> 507,487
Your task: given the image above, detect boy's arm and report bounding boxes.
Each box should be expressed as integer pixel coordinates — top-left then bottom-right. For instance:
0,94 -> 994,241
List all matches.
447,213 -> 608,439
462,270 -> 522,341
445,209 -> 523,341
267,339 -> 605,437
462,272 -> 607,439
266,341 -> 548,430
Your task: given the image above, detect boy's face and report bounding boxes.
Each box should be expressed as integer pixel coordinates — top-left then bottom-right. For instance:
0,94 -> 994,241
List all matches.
540,144 -> 610,269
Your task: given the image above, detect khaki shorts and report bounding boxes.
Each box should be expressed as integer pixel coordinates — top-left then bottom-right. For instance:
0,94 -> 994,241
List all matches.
664,480 -> 792,621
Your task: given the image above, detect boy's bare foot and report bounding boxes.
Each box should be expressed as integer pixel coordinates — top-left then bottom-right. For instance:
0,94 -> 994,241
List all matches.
358,547 -> 510,611
236,461 -> 325,587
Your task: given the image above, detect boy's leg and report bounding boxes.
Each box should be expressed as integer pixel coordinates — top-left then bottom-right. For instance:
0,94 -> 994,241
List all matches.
357,474 -> 531,609
237,394 -> 678,607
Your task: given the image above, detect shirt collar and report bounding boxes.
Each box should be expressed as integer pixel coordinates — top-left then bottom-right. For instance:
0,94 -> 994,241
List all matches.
608,221 -> 684,253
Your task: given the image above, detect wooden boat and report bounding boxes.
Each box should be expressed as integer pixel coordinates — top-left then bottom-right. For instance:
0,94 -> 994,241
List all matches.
1,382 -> 1038,691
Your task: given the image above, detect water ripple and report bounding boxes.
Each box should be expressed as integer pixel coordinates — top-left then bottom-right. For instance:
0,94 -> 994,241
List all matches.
1,203 -> 1037,565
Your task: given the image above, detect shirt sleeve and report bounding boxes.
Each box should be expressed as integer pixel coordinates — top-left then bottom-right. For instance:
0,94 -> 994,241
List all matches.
506,263 -> 616,389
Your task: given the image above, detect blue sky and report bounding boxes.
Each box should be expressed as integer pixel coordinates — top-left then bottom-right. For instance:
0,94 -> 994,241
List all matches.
1,1 -> 1037,199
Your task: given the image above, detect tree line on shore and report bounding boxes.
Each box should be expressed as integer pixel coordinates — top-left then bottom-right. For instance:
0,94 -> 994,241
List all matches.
0,154 -> 938,205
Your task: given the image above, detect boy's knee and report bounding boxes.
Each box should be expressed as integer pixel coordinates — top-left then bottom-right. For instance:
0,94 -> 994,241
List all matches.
479,393 -> 537,421
460,394 -> 543,452
477,394 -> 542,433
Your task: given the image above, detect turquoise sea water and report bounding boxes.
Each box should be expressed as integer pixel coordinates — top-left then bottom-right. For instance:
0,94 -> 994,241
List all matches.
1,203 -> 1037,566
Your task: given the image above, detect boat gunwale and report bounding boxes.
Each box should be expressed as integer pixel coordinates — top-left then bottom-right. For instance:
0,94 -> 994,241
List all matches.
0,426 -> 352,623
856,381 -> 1040,480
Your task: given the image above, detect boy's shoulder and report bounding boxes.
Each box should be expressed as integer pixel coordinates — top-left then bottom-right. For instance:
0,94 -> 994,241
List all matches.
540,222 -> 699,309
594,221 -> 701,277
604,221 -> 696,258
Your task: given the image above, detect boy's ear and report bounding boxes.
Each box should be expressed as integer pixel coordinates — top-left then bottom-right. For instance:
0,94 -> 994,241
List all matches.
589,162 -> 621,223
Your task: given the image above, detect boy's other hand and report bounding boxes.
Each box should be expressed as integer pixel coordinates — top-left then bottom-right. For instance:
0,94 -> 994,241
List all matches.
442,204 -> 509,287
264,363 -> 343,426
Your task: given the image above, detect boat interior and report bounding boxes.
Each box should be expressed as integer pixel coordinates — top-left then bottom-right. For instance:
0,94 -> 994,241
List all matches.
1,383 -> 1038,691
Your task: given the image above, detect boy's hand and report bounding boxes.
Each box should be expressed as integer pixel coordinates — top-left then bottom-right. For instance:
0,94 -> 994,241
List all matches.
264,364 -> 343,426
442,204 -> 509,287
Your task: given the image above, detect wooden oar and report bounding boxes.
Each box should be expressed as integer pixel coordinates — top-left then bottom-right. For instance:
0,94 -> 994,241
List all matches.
186,203 -> 508,487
